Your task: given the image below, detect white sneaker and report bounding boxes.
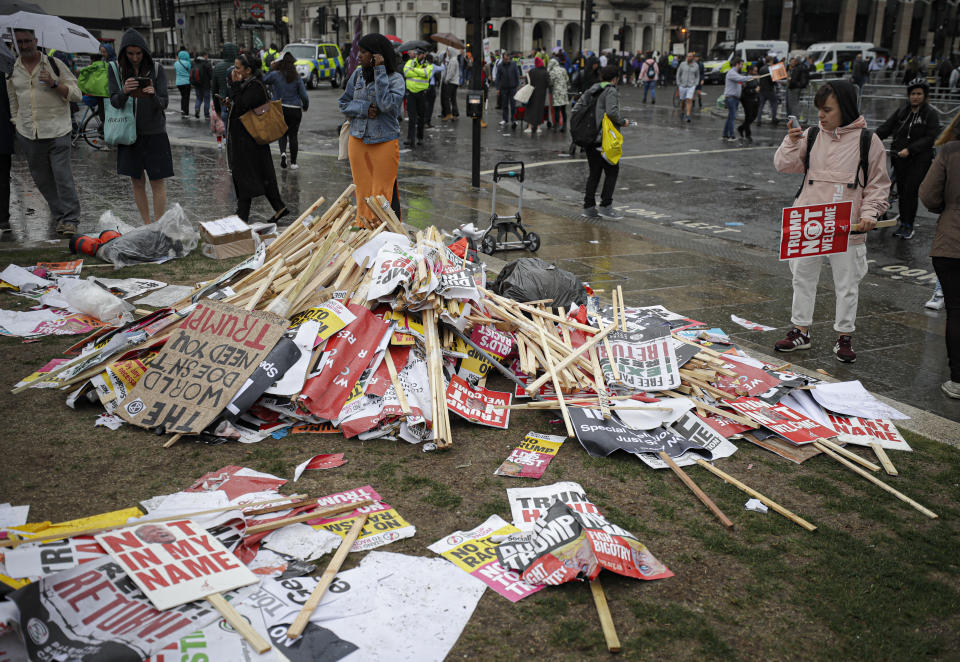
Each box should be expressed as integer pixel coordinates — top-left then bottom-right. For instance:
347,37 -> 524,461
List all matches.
498,120 -> 507,125
925,292 -> 944,310
289,163 -> 299,170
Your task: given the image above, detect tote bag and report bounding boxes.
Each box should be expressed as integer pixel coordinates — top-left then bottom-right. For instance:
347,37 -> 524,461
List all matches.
239,82 -> 287,145
104,63 -> 137,146
600,114 -> 623,165
514,83 -> 534,105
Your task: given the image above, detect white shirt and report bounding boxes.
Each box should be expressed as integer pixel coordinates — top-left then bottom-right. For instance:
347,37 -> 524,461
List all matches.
7,54 -> 82,139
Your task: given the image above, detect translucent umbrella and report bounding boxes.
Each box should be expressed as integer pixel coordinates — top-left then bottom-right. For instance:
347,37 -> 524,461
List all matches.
0,11 -> 101,53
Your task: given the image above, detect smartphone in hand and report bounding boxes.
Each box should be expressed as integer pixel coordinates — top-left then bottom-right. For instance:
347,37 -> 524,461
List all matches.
136,77 -> 152,88
787,115 -> 800,129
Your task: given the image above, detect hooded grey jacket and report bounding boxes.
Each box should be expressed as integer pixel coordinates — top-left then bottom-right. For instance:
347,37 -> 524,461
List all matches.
108,29 -> 168,135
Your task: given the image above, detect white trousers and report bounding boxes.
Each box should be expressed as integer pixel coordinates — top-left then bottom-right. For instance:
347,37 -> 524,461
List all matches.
789,243 -> 868,334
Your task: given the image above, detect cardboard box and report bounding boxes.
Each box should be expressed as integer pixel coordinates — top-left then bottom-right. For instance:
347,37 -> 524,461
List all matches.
203,236 -> 257,260
200,216 -> 252,246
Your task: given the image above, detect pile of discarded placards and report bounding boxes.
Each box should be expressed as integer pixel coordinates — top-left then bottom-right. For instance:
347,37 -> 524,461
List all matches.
5,183 -> 940,656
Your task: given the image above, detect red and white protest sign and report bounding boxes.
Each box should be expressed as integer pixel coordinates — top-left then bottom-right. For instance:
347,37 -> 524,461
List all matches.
728,397 -> 837,445
779,201 -> 853,260
446,375 -> 511,428
95,519 -> 259,610
826,414 -> 911,451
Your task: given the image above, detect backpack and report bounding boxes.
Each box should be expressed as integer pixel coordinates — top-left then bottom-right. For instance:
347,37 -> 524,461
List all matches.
190,63 -> 201,86
646,61 -> 656,79
796,127 -> 874,198
570,85 -> 603,147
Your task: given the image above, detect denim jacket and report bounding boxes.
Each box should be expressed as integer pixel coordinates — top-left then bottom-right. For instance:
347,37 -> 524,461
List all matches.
338,66 -> 406,144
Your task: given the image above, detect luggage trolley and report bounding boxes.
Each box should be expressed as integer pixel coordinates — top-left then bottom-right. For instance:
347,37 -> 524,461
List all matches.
480,161 -> 540,254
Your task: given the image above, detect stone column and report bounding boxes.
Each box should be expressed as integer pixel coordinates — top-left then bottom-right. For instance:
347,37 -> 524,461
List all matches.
893,0 -> 914,58
838,0 -> 858,41
779,0 -> 794,45
871,0 -> 887,47
745,0 -> 764,40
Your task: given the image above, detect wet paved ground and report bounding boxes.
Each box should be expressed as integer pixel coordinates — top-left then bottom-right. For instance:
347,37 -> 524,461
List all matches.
4,82 -> 957,424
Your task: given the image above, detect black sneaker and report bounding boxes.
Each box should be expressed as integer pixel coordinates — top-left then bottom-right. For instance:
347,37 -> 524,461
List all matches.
901,225 -> 915,239
280,152 -> 287,169
774,327 -> 811,352
834,335 -> 856,363
892,223 -> 906,238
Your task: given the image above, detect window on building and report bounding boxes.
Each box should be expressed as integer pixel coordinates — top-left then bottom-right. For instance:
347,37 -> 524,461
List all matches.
691,7 -> 712,27
718,9 -> 731,27
670,6 -> 686,26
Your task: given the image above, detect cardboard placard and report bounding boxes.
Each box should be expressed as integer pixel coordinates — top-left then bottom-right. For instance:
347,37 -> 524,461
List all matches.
779,201 -> 853,260
569,407 -> 713,459
446,375 -> 511,429
728,397 -> 837,445
769,61 -> 787,81
95,519 -> 259,611
119,301 -> 287,434
495,432 -> 566,478
599,332 -> 681,391
826,414 -> 911,451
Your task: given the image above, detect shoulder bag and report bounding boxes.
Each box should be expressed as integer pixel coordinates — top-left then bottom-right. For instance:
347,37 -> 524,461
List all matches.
239,81 -> 287,145
103,62 -> 137,146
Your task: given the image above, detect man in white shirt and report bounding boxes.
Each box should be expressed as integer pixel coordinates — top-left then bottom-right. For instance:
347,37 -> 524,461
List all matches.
7,29 -> 83,236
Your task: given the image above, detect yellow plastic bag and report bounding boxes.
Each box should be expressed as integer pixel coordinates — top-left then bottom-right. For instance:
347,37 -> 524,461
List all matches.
601,114 -> 623,165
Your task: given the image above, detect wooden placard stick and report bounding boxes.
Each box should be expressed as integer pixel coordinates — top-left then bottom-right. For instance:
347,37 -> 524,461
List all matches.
616,285 -> 627,332
680,375 -> 734,401
526,322 -> 617,395
601,336 -> 621,381
208,593 -> 271,652
244,499 -> 374,536
671,334 -> 724,358
610,288 -> 619,331
246,260 -> 283,311
163,433 -> 184,448
589,579 -> 621,653
589,346 -> 612,419
483,293 -> 601,333
372,194 -> 407,234
557,307 -> 573,349
812,443 -> 937,519
287,512 -> 369,638
384,349 -> 412,415
695,460 -> 816,532
267,195 -> 326,255
536,322 -> 575,437
658,452 -> 733,529
870,443 -> 898,476
816,438 -> 880,473
423,309 -> 452,447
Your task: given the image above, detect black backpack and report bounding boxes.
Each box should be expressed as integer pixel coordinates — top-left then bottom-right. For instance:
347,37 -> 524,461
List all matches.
796,126 -> 874,198
646,60 -> 656,78
570,85 -> 603,147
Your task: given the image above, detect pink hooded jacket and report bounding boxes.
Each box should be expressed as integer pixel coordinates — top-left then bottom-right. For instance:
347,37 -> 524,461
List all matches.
774,115 -> 891,223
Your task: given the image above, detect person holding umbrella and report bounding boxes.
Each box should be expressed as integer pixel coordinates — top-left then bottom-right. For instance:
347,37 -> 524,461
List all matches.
7,27 -> 83,236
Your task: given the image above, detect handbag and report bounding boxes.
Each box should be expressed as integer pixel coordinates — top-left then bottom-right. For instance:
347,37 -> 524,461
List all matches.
77,61 -> 109,97
338,120 -> 350,160
103,63 -> 137,146
239,82 -> 287,145
601,114 -> 623,165
514,83 -> 534,105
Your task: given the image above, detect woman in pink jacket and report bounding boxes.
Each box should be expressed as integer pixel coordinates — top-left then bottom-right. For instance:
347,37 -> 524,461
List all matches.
772,80 -> 891,363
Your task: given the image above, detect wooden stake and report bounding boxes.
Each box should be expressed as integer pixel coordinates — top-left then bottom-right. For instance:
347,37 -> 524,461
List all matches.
602,336 -> 621,381
659,452 -> 733,529
384,349 -> 412,415
163,433 -> 183,448
812,442 -> 937,519
870,442 -> 899,476
611,288 -> 619,330
589,579 -> 621,653
207,593 -> 271,653
246,260 -> 283,311
525,322 -> 617,395
616,285 -> 627,332
536,322 -> 575,438
816,438 -> 880,473
244,499 -> 373,536
589,346 -> 612,419
694,460 -> 816,532
287,513 -> 369,638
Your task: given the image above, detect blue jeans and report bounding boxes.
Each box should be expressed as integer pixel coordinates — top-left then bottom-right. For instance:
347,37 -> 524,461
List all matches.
724,96 -> 739,137
642,80 -> 656,102
194,87 -> 210,118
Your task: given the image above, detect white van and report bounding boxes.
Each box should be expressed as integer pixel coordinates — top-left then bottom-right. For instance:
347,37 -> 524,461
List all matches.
703,40 -> 789,83
806,42 -> 874,75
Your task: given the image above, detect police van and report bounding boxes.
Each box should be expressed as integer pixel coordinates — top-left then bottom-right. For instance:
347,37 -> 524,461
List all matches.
703,40 -> 789,83
280,42 -> 345,89
806,42 -> 874,75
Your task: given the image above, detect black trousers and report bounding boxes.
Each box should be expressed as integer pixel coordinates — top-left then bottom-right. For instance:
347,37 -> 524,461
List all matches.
177,84 -> 190,115
236,183 -> 284,221
0,154 -> 10,228
893,156 -> 932,227
426,86 -> 437,121
739,96 -> 759,137
933,256 -> 960,382
406,90 -> 427,144
584,147 -> 619,209
441,82 -> 459,117
553,104 -> 567,129
279,106 -> 303,163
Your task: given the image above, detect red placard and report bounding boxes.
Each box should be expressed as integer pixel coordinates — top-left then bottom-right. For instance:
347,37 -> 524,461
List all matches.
446,375 -> 511,428
779,201 -> 852,260
728,397 -> 838,445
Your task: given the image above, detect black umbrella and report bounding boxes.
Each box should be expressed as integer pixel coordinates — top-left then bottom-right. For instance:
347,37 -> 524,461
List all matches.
869,46 -> 891,56
397,39 -> 431,53
0,0 -> 46,15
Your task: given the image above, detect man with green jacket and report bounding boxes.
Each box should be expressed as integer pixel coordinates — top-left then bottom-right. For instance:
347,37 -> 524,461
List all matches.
403,50 -> 432,148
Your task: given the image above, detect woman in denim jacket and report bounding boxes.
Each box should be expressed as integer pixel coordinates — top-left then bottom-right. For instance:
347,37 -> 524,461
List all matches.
338,33 -> 406,226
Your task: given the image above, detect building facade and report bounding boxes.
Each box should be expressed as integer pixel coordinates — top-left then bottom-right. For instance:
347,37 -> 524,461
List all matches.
28,0 -> 164,54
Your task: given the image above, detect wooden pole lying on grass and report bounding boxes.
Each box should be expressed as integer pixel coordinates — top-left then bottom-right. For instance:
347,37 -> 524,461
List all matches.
816,438 -> 880,472
658,452 -> 733,529
244,500 -> 374,536
287,513 -> 369,638
695,460 -> 817,532
812,442 -> 938,519
207,593 -> 271,652
870,442 -> 899,476
536,322 -> 575,438
589,579 -> 621,653
162,433 -> 184,448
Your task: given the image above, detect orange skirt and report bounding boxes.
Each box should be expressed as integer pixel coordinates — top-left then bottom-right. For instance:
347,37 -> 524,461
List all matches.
348,135 -> 399,226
